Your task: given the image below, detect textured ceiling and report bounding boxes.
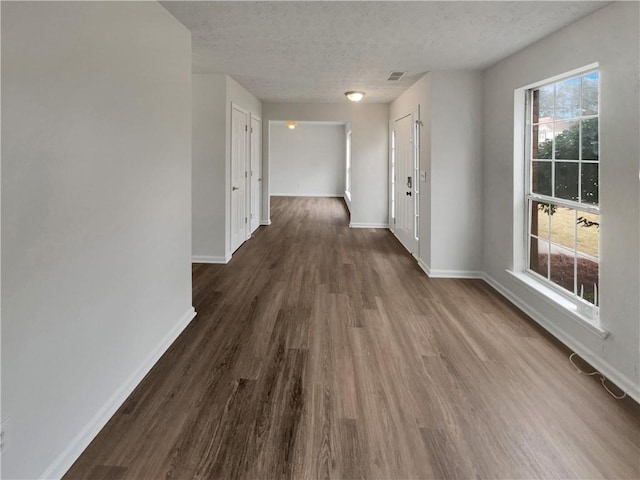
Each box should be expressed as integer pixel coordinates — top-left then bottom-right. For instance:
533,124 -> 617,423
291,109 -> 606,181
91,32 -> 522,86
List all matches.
162,1 -> 608,103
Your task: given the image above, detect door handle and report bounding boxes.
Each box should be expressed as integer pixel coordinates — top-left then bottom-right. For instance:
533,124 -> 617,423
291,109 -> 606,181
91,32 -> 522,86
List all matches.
232,186 -> 239,191
407,176 -> 412,188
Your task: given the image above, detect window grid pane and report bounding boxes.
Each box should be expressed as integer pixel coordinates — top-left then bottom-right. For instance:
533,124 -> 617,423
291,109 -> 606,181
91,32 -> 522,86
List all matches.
526,70 -> 599,307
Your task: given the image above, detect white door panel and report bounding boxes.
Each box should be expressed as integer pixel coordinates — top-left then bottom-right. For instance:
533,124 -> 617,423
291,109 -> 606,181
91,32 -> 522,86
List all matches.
231,106 -> 248,253
393,114 -> 419,254
250,116 -> 261,233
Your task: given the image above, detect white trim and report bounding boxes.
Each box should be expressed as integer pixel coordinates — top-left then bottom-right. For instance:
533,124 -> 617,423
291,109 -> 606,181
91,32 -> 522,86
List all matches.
260,220 -> 271,226
523,267 -> 600,320
520,62 -> 599,91
40,307 -> 197,480
271,120 -> 346,127
388,120 -> 395,232
249,114 -> 262,236
416,259 -> 482,279
482,273 -> 639,403
428,269 -> 483,279
389,228 -> 416,256
506,270 -> 606,338
349,223 -> 389,229
527,193 -> 600,215
192,254 -> 231,264
270,193 -> 344,197
389,109 -> 420,255
417,258 -> 431,276
230,102 -> 253,256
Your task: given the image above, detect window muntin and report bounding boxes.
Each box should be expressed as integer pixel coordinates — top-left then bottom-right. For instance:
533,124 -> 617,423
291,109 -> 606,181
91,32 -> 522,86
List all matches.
526,70 -> 599,309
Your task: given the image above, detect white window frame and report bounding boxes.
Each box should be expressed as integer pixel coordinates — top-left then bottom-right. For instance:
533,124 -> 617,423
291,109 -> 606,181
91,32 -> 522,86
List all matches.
515,63 -> 602,328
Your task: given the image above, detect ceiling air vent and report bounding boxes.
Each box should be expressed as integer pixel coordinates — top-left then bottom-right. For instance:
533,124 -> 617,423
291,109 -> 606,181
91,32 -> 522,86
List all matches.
387,71 -> 406,81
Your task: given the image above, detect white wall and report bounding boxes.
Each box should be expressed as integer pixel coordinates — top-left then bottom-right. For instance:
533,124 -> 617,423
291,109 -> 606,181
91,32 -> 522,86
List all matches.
390,71 -> 483,275
262,103 -> 389,227
192,74 -> 226,260
270,122 -> 345,196
1,2 -> 193,478
482,2 -> 640,400
191,75 -> 261,262
430,71 -> 483,274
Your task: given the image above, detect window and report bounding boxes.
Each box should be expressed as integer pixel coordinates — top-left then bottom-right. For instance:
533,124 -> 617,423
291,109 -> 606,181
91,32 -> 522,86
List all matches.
526,70 -> 600,314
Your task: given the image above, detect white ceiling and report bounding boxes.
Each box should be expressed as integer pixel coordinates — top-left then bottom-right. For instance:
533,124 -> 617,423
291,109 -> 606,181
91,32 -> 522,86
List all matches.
162,1 -> 608,103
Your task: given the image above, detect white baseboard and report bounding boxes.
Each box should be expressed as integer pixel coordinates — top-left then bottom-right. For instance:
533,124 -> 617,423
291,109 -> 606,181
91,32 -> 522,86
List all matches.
192,254 -> 231,264
482,273 -> 640,404
260,220 -> 271,226
270,193 -> 344,197
40,307 -> 197,480
349,223 -> 389,229
429,269 -> 483,279
417,258 -> 431,276
416,258 -> 482,279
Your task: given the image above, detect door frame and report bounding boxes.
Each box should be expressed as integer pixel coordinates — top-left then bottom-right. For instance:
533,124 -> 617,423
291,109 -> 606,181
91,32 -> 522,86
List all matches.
389,107 -> 420,256
230,103 -> 250,253
249,114 -> 262,234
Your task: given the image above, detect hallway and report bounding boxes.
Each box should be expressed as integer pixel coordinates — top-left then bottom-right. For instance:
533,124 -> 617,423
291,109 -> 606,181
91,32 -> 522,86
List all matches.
65,197 -> 639,479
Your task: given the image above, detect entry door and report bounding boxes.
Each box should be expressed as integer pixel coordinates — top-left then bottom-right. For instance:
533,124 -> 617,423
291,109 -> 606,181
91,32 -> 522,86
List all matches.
250,116 -> 262,233
393,114 -> 419,254
231,106 -> 249,253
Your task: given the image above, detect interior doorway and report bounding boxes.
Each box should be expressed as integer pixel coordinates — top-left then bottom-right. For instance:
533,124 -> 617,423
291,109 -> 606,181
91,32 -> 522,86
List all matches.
268,121 -> 347,201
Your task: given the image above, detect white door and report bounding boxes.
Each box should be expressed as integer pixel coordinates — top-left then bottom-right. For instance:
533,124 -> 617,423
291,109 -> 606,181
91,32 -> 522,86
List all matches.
231,106 -> 249,252
393,113 -> 419,254
250,116 -> 261,233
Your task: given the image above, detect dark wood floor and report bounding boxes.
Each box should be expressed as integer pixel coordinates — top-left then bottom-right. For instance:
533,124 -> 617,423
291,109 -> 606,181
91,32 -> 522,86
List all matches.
66,196 -> 639,479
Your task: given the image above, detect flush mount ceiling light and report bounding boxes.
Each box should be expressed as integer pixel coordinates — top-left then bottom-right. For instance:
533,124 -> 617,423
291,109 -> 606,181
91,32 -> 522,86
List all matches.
345,91 -> 365,102
286,121 -> 297,129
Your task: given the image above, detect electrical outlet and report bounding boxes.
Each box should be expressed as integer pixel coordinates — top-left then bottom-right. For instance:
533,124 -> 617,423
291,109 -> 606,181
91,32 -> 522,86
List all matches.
1,418 -> 11,455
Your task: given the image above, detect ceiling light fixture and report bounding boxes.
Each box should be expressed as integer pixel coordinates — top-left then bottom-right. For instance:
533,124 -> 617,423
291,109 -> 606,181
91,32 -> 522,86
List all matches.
345,91 -> 365,102
286,121 -> 297,129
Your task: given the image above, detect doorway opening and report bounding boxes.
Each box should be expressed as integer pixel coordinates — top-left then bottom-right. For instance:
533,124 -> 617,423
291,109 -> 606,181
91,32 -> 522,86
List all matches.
266,120 -> 348,222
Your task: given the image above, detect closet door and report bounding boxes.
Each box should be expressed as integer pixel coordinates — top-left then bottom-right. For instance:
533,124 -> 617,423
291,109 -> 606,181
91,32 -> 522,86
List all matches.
250,116 -> 262,233
230,105 -> 249,252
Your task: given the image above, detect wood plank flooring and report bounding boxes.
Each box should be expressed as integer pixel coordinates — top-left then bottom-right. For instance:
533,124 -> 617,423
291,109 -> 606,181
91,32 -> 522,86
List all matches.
65,196 -> 640,479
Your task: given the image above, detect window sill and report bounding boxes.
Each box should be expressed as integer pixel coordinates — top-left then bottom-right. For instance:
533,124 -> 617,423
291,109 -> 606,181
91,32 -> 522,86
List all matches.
506,270 -> 609,339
